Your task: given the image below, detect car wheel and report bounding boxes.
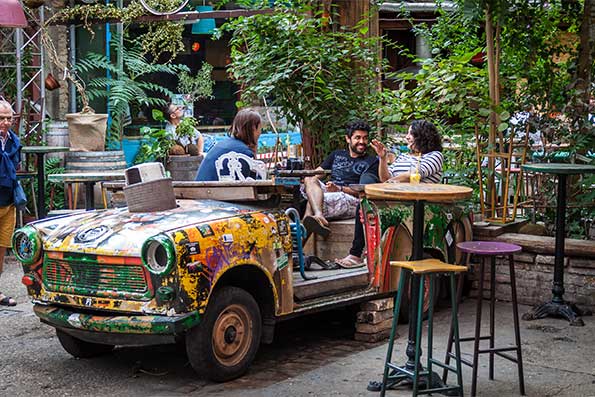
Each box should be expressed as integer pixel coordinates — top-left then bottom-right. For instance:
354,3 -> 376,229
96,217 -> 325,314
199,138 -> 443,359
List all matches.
186,286 -> 262,382
56,329 -> 114,358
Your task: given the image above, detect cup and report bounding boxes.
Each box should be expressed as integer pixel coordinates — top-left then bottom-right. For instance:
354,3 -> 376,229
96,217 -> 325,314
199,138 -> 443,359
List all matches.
409,162 -> 421,184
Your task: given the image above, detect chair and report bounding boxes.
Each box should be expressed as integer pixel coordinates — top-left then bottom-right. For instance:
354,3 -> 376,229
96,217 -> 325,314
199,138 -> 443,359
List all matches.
443,241 -> 525,396
214,151 -> 267,181
381,258 -> 467,397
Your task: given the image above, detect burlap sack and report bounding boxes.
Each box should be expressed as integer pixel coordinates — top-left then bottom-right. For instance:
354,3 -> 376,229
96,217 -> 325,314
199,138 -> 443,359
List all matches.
66,108 -> 108,152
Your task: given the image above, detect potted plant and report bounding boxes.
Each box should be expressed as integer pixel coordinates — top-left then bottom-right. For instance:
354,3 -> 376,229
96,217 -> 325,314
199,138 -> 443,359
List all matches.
135,109 -> 204,181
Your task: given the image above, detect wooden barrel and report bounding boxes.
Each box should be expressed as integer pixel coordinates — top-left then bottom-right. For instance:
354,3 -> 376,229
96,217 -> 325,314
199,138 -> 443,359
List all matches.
65,150 -> 127,172
166,155 -> 203,181
65,151 -> 127,209
46,120 -> 69,163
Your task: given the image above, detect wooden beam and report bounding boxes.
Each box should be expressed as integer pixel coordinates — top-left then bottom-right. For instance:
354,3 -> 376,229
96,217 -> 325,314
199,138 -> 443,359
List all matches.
49,8 -> 274,26
496,233 -> 595,258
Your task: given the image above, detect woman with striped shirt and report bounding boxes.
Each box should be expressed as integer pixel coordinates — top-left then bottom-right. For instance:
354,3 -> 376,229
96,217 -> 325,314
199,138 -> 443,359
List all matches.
336,120 -> 443,268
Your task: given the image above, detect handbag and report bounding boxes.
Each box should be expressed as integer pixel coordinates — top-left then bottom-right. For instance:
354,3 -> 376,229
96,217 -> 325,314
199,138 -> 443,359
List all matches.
13,180 -> 28,211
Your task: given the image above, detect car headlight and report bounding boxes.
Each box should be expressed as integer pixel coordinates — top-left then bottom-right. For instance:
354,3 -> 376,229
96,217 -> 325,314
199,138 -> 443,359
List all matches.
141,234 -> 176,275
12,226 -> 42,265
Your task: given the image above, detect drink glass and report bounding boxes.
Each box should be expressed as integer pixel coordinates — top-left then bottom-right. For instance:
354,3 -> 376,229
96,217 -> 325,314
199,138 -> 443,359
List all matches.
409,160 -> 421,184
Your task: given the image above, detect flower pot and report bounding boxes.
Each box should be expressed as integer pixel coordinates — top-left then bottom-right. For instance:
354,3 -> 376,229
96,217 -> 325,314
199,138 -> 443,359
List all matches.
45,73 -> 60,91
50,0 -> 67,7
66,108 -> 108,152
23,0 -> 45,8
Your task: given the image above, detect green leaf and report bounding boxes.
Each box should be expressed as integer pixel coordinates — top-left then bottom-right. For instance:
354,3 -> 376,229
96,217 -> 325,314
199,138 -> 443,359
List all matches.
497,122 -> 509,132
152,109 -> 165,122
478,108 -> 491,117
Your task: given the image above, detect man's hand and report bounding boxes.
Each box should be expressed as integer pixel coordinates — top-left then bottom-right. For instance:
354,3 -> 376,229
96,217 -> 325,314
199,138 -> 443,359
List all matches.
325,181 -> 341,192
371,139 -> 388,159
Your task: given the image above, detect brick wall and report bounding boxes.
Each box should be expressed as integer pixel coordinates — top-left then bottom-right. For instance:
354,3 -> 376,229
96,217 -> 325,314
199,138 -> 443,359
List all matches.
469,233 -> 595,309
45,24 -> 69,119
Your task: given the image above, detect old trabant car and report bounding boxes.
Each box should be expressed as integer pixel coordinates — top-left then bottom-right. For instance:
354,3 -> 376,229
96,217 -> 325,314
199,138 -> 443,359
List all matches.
12,178 -> 471,382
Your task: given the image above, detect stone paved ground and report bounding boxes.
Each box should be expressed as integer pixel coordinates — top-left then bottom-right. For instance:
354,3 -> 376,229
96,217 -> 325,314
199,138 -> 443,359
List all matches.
1,255 -> 595,397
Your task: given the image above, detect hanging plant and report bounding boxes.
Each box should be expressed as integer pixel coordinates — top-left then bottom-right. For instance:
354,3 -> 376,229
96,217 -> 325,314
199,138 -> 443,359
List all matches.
49,1 -> 185,59
140,21 -> 186,60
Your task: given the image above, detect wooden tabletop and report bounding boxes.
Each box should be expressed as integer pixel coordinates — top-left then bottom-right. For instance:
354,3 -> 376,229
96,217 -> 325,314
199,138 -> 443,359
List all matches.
365,183 -> 473,203
522,163 -> 595,175
48,172 -> 125,183
22,146 -> 70,154
275,169 -> 331,177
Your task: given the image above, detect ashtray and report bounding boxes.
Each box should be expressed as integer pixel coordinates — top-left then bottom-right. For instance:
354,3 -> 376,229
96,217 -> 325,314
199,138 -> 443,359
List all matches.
473,221 -> 490,227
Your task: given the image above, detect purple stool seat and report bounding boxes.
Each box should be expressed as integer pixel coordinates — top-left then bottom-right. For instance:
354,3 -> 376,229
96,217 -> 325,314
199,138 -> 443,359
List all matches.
457,241 -> 522,256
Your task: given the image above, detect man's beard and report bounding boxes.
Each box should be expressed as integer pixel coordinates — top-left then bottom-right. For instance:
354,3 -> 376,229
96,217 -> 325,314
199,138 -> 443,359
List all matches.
350,143 -> 367,155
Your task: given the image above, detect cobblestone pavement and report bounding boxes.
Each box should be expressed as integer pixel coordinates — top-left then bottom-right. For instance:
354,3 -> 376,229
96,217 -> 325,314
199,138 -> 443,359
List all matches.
1,255 -> 595,397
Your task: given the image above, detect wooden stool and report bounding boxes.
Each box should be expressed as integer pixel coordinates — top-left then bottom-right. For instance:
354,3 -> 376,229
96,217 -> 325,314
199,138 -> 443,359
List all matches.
381,259 -> 467,397
444,241 -> 525,396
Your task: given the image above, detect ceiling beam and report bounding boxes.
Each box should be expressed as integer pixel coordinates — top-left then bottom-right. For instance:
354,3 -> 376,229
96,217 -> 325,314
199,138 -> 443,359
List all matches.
49,8 -> 274,26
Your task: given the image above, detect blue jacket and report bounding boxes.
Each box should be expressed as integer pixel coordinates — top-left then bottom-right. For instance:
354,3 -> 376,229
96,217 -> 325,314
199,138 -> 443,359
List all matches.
0,130 -> 22,205
195,137 -> 254,181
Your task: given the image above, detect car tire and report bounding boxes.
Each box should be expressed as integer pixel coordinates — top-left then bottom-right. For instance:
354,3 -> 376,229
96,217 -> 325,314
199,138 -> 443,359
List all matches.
186,286 -> 262,382
56,329 -> 114,358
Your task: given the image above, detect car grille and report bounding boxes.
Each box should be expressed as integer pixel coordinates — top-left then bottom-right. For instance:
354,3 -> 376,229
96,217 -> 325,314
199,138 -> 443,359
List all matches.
43,258 -> 150,300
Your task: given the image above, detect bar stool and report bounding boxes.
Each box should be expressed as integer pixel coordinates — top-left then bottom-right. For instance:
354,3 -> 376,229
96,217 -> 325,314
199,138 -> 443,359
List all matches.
443,241 -> 525,396
381,258 -> 467,397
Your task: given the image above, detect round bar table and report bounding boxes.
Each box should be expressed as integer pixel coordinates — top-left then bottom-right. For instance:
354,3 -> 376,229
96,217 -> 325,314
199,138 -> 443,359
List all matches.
522,163 -> 595,326
22,146 -> 70,219
48,172 -> 125,211
365,182 -> 472,391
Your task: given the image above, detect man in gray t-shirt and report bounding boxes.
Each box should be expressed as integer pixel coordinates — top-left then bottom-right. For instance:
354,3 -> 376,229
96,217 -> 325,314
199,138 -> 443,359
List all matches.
301,120 -> 378,238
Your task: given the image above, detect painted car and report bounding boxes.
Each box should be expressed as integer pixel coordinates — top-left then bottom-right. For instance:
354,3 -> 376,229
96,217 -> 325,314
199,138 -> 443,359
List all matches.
13,199 -> 295,381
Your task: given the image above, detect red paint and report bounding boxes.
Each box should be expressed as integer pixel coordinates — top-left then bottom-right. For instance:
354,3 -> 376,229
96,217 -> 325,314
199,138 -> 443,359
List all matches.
22,274 -> 36,286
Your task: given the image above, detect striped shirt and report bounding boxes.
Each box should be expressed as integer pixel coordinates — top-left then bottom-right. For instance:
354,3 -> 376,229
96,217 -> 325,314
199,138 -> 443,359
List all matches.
388,151 -> 443,183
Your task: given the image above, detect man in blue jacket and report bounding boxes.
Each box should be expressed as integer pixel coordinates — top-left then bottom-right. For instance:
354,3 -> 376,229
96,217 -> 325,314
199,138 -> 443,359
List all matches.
0,99 -> 21,306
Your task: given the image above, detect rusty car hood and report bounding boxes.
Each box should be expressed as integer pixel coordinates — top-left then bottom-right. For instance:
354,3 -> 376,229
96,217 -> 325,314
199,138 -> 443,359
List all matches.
30,200 -> 262,257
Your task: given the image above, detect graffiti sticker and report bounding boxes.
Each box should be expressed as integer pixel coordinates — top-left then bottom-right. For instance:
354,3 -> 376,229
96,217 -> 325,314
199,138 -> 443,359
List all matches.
197,224 -> 214,238
277,253 -> 288,271
74,225 -> 110,244
186,242 -> 201,255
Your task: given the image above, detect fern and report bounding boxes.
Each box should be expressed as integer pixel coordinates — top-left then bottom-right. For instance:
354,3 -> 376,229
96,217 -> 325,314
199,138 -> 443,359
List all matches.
74,35 -> 189,147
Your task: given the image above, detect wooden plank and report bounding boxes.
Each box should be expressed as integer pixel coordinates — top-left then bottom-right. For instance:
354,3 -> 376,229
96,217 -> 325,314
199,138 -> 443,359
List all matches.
173,186 -> 259,201
355,318 -> 393,334
495,233 -> 595,258
51,9 -> 274,26
360,297 -> 394,311
293,268 -> 369,301
472,219 -> 528,238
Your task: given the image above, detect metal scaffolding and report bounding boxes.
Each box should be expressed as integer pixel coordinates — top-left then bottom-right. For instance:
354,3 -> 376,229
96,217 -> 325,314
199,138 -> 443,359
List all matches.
0,5 -> 45,141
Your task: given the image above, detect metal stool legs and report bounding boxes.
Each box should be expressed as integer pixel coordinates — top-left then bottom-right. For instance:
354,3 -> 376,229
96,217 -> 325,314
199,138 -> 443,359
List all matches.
508,254 -> 526,395
381,271 -> 464,397
444,253 -> 525,396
